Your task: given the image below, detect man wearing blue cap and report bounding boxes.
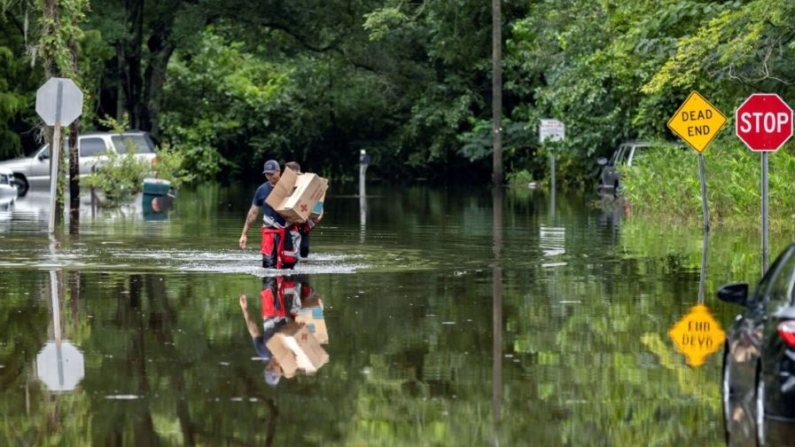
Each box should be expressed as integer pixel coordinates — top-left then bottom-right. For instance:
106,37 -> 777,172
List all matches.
240,159 -> 289,268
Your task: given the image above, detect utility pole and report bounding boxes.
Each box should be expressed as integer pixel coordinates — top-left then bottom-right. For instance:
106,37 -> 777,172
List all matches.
491,0 -> 503,186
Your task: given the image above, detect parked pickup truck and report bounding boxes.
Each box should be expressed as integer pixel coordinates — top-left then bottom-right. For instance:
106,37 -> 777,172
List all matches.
0,131 -> 157,197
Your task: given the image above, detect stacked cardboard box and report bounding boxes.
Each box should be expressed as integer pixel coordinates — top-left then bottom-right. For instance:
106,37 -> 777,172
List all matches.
266,167 -> 328,222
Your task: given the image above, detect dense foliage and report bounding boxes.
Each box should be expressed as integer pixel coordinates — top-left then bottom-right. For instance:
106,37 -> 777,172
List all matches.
621,136 -> 795,228
1,0 -> 794,186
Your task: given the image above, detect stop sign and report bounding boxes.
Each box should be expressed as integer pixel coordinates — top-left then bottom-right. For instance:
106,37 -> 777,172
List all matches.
735,93 -> 793,151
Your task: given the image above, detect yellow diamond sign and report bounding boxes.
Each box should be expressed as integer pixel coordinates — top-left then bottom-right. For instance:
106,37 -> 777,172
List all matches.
668,304 -> 726,367
667,91 -> 727,153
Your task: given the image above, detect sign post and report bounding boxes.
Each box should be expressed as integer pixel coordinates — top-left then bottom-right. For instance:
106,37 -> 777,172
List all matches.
667,91 -> 727,232
35,78 -> 84,234
735,93 -> 794,273
539,119 -> 565,216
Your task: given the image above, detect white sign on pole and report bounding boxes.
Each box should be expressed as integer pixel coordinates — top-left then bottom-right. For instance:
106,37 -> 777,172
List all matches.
36,78 -> 84,127
35,78 -> 83,234
539,119 -> 565,144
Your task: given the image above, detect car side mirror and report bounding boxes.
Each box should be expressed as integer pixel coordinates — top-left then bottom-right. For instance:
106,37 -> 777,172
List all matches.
597,157 -> 608,166
38,152 -> 49,161
717,283 -> 749,306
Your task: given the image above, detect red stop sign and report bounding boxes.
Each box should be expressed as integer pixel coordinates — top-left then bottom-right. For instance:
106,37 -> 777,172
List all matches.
736,93 -> 794,151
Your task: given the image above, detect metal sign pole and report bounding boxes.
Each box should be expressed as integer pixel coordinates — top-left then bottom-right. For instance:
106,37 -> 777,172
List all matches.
697,153 -> 709,232
549,153 -> 556,213
47,81 -> 63,234
762,152 -> 769,273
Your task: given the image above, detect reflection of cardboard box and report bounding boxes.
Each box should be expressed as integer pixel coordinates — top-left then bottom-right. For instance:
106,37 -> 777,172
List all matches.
295,299 -> 327,344
266,321 -> 329,378
265,168 -> 328,222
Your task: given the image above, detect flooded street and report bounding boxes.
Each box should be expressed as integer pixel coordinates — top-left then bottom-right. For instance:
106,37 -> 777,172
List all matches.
0,184 -> 773,446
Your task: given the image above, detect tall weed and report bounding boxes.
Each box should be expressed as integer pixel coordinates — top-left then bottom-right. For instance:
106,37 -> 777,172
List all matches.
621,139 -> 795,229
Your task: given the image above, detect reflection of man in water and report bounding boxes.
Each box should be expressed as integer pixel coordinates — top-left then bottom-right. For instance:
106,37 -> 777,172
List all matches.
239,276 -> 302,386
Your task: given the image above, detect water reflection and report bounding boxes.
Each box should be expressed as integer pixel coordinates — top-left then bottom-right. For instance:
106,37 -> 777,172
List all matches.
6,190 -> 165,223
1,186 -> 751,446
492,187 -> 503,443
35,270 -> 85,393
0,196 -> 13,222
241,275 -> 329,384
725,384 -> 795,446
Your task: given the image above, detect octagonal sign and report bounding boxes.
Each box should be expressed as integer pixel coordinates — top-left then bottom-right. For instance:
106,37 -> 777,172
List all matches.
35,77 -> 83,127
735,93 -> 793,152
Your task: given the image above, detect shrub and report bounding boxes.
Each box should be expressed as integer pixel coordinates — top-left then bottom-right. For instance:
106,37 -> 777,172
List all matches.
82,143 -> 193,205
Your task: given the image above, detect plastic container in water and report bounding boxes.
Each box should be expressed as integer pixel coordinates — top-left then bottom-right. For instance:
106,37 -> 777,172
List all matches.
142,178 -> 172,215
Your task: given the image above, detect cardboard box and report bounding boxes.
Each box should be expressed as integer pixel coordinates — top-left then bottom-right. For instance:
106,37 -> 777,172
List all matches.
265,166 -> 299,210
265,168 -> 328,222
295,299 -> 328,344
310,184 -> 327,219
266,321 -> 329,378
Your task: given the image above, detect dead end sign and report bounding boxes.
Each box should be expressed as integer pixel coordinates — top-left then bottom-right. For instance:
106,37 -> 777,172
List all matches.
667,91 -> 727,153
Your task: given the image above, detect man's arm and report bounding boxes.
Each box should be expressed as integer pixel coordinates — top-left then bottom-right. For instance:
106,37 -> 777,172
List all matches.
239,204 -> 261,249
239,294 -> 261,338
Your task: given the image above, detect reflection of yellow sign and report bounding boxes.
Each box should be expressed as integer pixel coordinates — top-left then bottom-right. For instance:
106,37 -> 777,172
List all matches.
667,91 -> 727,153
668,304 -> 726,367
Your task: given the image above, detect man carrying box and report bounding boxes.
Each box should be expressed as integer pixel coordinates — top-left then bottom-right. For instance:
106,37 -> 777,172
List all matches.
239,159 -> 299,269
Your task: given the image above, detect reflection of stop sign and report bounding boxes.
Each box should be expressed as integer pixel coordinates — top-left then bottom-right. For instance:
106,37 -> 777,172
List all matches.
735,93 -> 793,152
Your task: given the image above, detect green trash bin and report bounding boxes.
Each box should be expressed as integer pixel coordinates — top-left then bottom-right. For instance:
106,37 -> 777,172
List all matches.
142,178 -> 173,217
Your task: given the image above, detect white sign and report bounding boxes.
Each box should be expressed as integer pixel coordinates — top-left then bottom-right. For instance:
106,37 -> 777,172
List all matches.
36,341 -> 85,392
539,119 -> 565,144
35,77 -> 84,127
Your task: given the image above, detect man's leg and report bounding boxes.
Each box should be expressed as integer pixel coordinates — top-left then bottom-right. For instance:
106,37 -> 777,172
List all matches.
281,226 -> 300,269
261,227 -> 280,269
299,229 -> 310,258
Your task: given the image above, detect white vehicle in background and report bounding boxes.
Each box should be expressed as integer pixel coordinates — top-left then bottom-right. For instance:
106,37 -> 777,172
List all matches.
0,167 -> 17,221
0,167 -> 18,200
0,131 -> 157,197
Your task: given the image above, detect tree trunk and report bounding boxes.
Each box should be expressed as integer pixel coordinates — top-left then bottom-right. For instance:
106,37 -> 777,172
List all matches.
491,0 -> 503,186
123,0 -> 144,130
143,31 -> 175,139
68,33 -> 80,234
68,120 -> 79,234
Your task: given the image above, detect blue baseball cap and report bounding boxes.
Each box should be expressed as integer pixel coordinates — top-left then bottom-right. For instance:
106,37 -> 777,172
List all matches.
263,159 -> 280,175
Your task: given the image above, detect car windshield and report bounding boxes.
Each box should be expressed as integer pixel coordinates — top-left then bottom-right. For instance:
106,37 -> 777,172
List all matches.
111,134 -> 155,154
752,244 -> 795,307
613,145 -> 631,164
35,140 -> 69,158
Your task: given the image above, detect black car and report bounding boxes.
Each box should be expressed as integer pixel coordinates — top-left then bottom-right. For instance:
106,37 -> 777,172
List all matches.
719,243 -> 795,446
595,140 -> 681,198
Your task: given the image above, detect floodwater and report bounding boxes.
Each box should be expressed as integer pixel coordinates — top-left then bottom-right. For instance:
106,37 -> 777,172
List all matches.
0,184 -> 781,446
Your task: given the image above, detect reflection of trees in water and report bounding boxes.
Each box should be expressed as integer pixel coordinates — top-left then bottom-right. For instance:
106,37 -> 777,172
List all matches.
0,271 -> 88,445
0,271 -> 289,446
507,244 -> 724,446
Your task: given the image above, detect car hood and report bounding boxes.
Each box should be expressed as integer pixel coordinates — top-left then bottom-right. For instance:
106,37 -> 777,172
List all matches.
0,156 -> 33,171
